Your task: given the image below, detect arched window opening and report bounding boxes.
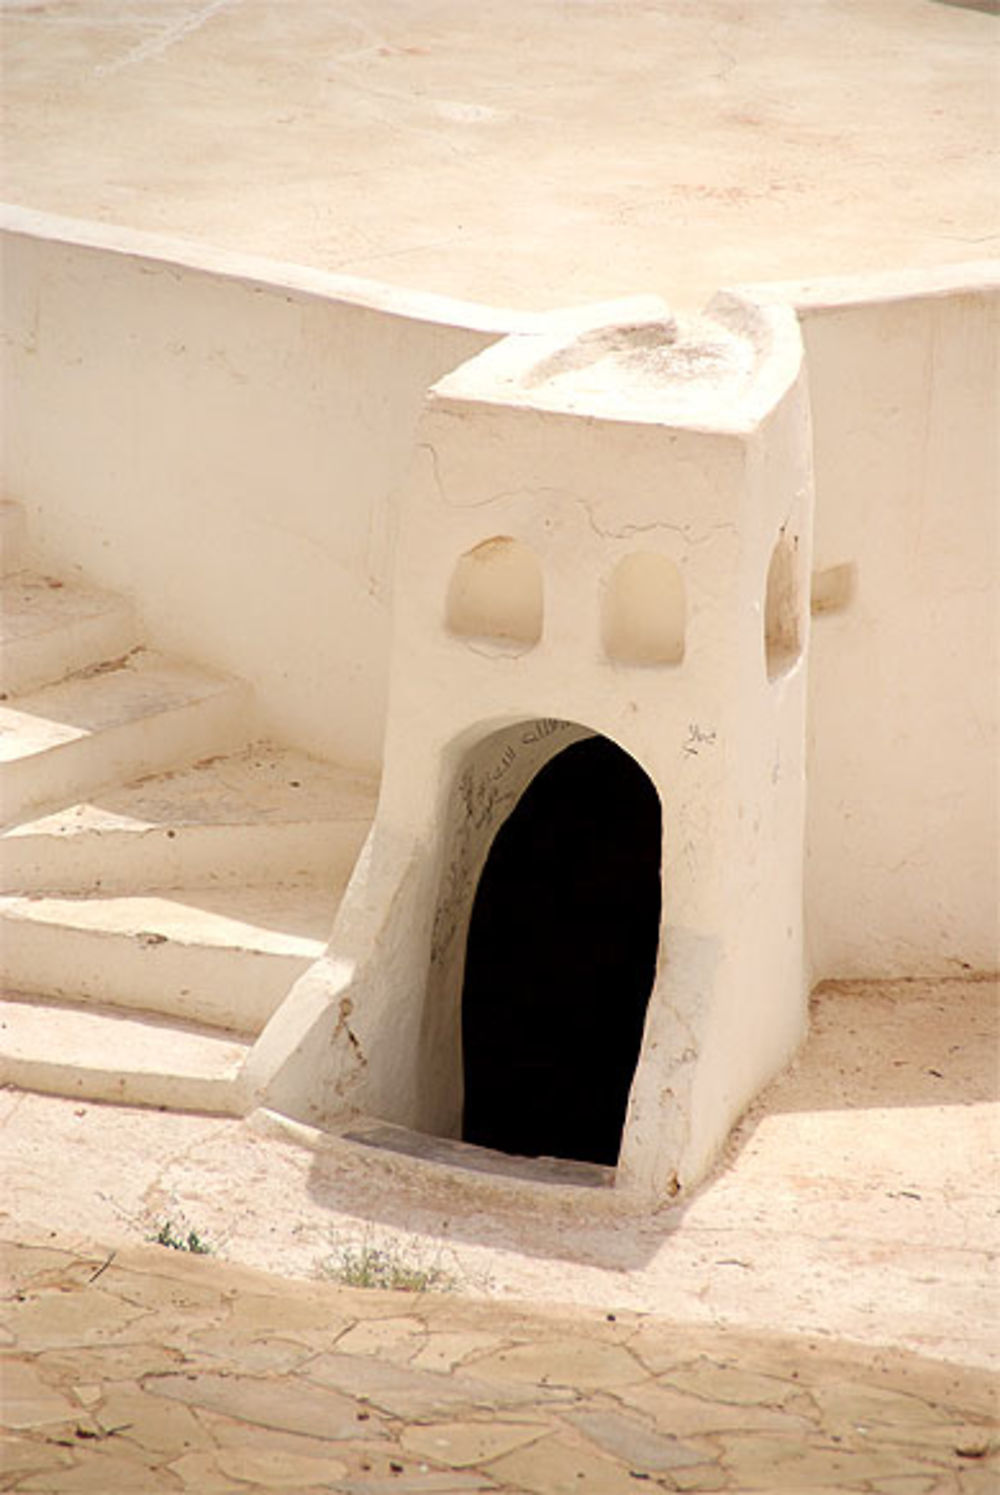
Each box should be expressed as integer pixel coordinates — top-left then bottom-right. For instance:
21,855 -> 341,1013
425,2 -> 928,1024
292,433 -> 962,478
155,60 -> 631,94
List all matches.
603,552 -> 685,665
461,735 -> 662,1167
764,527 -> 803,679
446,537 -> 543,648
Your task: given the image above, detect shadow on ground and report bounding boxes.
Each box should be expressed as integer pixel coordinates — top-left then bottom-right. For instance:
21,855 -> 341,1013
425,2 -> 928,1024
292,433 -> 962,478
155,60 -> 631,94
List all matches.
301,978 -> 997,1278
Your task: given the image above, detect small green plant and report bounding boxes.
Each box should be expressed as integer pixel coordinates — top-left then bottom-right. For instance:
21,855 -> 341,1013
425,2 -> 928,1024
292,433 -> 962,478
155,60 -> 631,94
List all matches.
321,1236 -> 455,1293
150,1220 -> 212,1255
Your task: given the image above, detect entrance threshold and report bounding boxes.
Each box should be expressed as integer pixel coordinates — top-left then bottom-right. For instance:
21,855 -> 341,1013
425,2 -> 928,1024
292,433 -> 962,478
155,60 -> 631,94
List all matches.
342,1120 -> 614,1190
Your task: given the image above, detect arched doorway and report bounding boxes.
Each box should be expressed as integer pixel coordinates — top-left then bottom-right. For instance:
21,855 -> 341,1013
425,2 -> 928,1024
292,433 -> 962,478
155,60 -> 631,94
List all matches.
461,735 -> 662,1166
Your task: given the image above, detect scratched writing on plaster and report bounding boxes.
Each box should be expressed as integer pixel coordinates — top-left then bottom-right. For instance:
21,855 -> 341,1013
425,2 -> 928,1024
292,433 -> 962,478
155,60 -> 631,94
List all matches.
683,724 -> 717,756
521,718 -> 565,746
432,722 -> 573,963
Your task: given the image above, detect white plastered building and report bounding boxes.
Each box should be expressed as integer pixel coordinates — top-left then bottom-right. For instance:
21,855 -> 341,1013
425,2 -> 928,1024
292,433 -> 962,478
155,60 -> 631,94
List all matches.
1,211 -> 996,1206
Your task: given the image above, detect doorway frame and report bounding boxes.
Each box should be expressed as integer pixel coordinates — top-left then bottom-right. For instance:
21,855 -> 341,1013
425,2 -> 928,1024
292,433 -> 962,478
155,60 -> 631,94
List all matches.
417,716 -> 664,1169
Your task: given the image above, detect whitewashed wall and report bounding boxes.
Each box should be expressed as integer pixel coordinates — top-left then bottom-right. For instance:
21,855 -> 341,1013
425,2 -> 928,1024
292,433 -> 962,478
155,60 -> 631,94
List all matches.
3,212 -> 996,979
1,209 -> 523,769
773,269 -> 998,980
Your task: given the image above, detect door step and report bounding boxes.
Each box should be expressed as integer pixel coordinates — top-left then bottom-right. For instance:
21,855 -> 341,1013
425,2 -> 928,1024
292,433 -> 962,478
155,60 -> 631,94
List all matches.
0,572 -> 138,695
0,743 -> 377,893
0,649 -> 251,822
0,505 -> 374,1116
0,884 -> 340,1034
0,992 -> 250,1114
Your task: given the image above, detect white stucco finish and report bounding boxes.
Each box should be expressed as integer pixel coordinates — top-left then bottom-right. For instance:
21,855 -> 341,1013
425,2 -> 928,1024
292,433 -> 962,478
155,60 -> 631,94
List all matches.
0,208 -> 519,769
253,296 -> 814,1198
746,266 -> 1000,979
804,280 -> 999,979
3,209 -> 997,1196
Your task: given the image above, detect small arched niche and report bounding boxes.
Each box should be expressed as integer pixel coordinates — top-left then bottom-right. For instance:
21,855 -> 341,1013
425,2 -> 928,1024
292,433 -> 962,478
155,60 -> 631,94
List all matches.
764,527 -> 803,680
446,536 -> 543,649
603,552 -> 685,665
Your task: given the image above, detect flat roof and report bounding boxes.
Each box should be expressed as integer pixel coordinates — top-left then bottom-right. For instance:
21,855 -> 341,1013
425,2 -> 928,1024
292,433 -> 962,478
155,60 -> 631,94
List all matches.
2,0 -> 997,312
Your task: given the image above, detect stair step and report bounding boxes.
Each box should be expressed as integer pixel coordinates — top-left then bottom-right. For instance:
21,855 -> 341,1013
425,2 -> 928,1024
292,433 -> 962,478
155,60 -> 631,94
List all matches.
1,572 -> 139,695
0,650 -> 251,824
0,885 -> 338,1034
0,743 -> 378,892
0,502 -> 27,576
0,992 -> 250,1113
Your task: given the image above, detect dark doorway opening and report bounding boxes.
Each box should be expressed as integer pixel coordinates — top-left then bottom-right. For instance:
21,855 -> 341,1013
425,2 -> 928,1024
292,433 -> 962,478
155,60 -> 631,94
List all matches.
461,734 -> 662,1167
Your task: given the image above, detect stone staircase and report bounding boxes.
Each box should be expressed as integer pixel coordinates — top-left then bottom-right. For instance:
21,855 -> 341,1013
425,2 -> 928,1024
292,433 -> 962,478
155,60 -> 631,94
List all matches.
0,500 -> 378,1114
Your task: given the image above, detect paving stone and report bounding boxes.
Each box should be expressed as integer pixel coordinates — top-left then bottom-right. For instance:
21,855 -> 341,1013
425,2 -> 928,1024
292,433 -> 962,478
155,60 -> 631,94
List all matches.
625,1321 -> 733,1375
72,1383 -> 103,1406
216,1442 -> 349,1486
110,1244 -> 284,1299
304,1351 -> 572,1419
328,1438 -> 430,1475
33,1340 -> 190,1383
610,1380 -> 815,1439
224,1290 -> 353,1339
669,1464 -> 730,1492
93,1264 -> 227,1317
163,1448 -> 252,1492
2,1255 -> 111,1300
0,1358 -> 80,1429
869,1476 -> 945,1494
957,1461 -> 1000,1495
722,1488 -> 856,1495
872,1419 -> 998,1457
466,1337 -> 646,1392
662,1360 -> 801,1408
15,1443 -> 183,1492
2,1287 -> 145,1350
560,1404 -> 710,1472
400,1417 -> 547,1467
145,1370 -> 389,1442
195,1407 -> 355,1458
486,1431 -> 649,1494
0,1434 -> 76,1481
862,1360 -> 999,1424
0,1243 -> 90,1294
811,1379 -> 974,1435
716,1432 -> 934,1489
93,1381 -> 214,1457
333,1475 -> 496,1494
185,1325 -> 318,1373
334,1314 -> 428,1363
411,1331 -> 503,1373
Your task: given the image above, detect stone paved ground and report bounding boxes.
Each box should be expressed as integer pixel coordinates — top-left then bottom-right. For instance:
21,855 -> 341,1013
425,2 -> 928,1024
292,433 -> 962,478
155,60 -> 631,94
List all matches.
2,1234 -> 997,1494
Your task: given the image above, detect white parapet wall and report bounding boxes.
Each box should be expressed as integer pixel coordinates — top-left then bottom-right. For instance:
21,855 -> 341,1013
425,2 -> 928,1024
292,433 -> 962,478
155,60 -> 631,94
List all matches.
747,266 -> 999,981
0,207 -> 527,769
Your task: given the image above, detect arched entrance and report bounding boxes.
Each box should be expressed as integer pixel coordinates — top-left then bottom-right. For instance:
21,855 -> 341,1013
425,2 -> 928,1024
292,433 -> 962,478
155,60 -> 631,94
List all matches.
461,734 -> 662,1166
